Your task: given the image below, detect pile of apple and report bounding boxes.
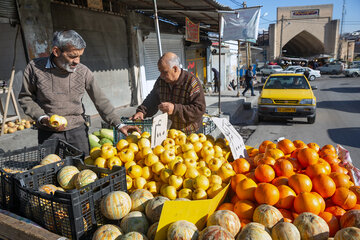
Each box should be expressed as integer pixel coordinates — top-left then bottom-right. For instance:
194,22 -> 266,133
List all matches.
0,119 -> 32,134
86,129 -> 236,200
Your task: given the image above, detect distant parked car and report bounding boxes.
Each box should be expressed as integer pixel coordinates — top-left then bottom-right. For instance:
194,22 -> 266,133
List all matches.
344,67 -> 360,77
318,62 -> 345,74
282,66 -> 321,81
260,65 -> 283,75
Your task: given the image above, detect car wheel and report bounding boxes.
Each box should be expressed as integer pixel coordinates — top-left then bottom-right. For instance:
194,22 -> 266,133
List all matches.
351,72 -> 359,77
309,75 -> 316,81
307,115 -> 316,124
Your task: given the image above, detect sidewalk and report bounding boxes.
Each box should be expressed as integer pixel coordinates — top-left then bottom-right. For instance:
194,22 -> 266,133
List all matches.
0,88 -> 258,152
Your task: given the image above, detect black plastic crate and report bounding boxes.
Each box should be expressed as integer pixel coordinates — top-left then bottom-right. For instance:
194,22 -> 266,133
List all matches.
14,158 -> 127,240
112,117 -> 153,144
0,139 -> 83,211
202,115 -> 216,135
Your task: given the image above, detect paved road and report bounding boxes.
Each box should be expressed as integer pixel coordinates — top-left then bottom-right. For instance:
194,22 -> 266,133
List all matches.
245,75 -> 360,168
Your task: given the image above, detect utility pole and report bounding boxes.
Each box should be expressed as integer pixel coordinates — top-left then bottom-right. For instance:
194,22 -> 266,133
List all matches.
279,15 -> 284,58
237,40 -> 241,97
337,0 -> 346,60
153,0 -> 163,58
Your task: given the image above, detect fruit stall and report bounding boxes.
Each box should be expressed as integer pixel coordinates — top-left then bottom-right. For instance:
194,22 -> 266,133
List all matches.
1,115 -> 360,240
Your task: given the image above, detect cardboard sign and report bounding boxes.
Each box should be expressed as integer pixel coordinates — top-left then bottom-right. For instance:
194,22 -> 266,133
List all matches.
185,17 -> 200,43
151,113 -> 168,148
211,117 -> 248,159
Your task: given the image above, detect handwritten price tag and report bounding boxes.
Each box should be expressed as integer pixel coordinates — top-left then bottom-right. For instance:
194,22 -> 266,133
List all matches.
151,113 -> 168,148
211,117 -> 248,159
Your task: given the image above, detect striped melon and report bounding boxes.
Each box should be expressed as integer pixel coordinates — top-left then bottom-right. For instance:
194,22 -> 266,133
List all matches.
207,210 -> 241,237
253,204 -> 284,229
167,220 -> 199,240
293,212 -> 329,240
120,211 -> 149,234
145,196 -> 169,223
101,191 -> 131,220
38,184 -> 58,194
334,227 -> 360,240
92,224 -> 123,240
199,225 -> 234,240
40,154 -> 61,165
147,222 -> 158,240
130,189 -> 154,212
236,223 -> 272,240
74,169 -> 97,189
340,209 -> 360,228
57,166 -> 79,190
121,231 -> 148,240
271,222 -> 301,240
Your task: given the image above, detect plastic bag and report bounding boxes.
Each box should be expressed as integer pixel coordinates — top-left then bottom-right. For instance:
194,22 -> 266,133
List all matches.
337,144 -> 360,186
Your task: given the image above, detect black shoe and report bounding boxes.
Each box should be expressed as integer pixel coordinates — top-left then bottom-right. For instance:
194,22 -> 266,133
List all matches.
242,93 -> 245,96
251,94 -> 256,96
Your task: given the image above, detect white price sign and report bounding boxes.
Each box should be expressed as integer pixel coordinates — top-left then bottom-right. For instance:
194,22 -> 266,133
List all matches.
211,117 -> 248,159
151,113 -> 168,148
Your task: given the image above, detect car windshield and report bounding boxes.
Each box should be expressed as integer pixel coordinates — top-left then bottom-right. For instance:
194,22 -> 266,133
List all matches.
264,76 -> 310,89
273,66 -> 282,69
284,67 -> 296,71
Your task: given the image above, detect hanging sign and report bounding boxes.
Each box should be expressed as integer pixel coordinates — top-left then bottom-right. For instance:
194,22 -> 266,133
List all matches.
151,113 -> 168,148
211,117 -> 248,159
185,17 -> 200,43
87,0 -> 103,10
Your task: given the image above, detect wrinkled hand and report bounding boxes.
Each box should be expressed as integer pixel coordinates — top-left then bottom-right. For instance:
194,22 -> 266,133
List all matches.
40,117 -> 66,131
158,102 -> 174,115
130,112 -> 144,120
119,125 -> 141,137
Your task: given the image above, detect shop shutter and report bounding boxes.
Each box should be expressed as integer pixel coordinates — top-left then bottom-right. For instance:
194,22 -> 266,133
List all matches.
0,0 -> 18,20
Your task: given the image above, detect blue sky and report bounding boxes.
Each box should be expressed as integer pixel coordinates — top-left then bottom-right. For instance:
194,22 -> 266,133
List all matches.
218,0 -> 360,33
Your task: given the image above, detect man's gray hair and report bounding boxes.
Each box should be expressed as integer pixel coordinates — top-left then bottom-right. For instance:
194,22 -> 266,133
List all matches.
159,53 -> 181,68
52,30 -> 86,51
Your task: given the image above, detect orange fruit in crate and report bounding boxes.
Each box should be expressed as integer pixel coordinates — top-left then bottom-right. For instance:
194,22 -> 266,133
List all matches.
231,195 -> 240,205
274,159 -> 294,177
305,164 -> 328,179
288,173 -> 313,194
255,164 -> 275,183
265,148 -> 284,160
321,144 -> 336,153
232,158 -> 250,174
318,158 -> 331,174
258,156 -> 276,166
265,143 -> 277,152
259,140 -> 273,153
329,172 -> 351,188
230,174 -> 247,192
350,186 -> 360,204
331,164 -> 348,174
312,191 -> 326,213
294,192 -> 321,215
297,148 -> 319,167
245,170 -> 257,183
319,211 -> 339,237
272,176 -> 289,187
325,205 -> 346,220
293,140 -> 307,149
247,148 -> 259,157
352,204 -> 360,210
235,178 -> 257,201
320,149 -> 339,165
217,202 -> 234,211
307,142 -> 320,152
332,187 -> 357,210
275,185 -> 296,209
278,208 -> 294,223
233,199 -> 256,220
254,183 -> 280,205
277,139 -> 296,155
287,157 -> 301,172
253,153 -> 264,166
312,174 -> 336,199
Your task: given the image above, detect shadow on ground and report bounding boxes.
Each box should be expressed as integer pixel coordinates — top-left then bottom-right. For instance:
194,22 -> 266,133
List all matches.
320,87 -> 360,93
317,100 -> 360,114
328,127 -> 360,148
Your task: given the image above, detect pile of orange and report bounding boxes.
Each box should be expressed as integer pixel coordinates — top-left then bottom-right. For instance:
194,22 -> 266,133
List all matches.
219,139 -> 359,237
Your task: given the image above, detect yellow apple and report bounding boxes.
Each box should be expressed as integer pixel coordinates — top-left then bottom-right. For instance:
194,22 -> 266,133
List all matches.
203,155 -> 214,164
201,146 -> 215,158
164,144 -> 176,153
141,131 -> 151,139
185,167 -> 199,179
128,143 -> 139,154
193,175 -> 210,190
118,148 -> 135,163
162,185 -> 177,200
197,160 -> 207,169
126,175 -> 133,190
162,138 -> 175,146
175,135 -> 187,145
138,137 -> 151,150
137,159 -> 145,167
168,158 -> 182,170
94,157 -> 107,168
202,140 -> 214,148
49,114 -> 68,128
160,183 -> 169,196
193,142 -> 203,153
151,162 -> 165,175
184,158 -> 197,168
217,164 -> 236,182
183,150 -> 199,161
187,133 -> 200,144
183,178 -> 194,189
198,133 -> 207,143
181,143 -> 194,153
214,145 -> 223,157
153,145 -> 165,156
209,175 -> 222,186
192,188 -> 207,200
168,175 -> 183,190
84,156 -> 94,165
160,150 -> 176,164
116,139 -> 129,151
145,153 -> 159,167
198,166 -> 211,178
173,162 -> 187,176
135,151 -> 143,162
141,147 -> 153,158
160,168 -> 173,183
142,166 -> 153,180
207,183 -> 223,198
178,188 -> 193,199
153,173 -> 161,183
133,177 -> 147,189
126,134 -> 139,144
101,145 -> 116,159
90,147 -> 102,160
168,129 -> 179,139
106,156 -> 122,170
128,165 -> 143,178
174,145 -> 183,155
125,161 -> 136,170
208,158 -> 223,172
144,181 -> 158,195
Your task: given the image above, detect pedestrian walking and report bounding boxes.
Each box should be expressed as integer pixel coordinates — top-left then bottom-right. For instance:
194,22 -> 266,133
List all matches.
242,65 -> 256,96
211,68 -> 219,93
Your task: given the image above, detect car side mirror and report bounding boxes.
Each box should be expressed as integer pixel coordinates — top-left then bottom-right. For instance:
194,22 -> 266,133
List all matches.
311,85 -> 318,90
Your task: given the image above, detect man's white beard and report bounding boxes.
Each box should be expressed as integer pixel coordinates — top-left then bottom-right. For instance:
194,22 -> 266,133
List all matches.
62,62 -> 77,73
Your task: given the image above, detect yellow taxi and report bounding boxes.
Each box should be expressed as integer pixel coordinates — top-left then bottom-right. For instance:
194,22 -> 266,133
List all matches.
257,73 -> 317,124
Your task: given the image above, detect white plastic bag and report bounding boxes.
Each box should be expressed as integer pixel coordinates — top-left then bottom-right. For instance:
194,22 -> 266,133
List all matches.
337,144 -> 360,186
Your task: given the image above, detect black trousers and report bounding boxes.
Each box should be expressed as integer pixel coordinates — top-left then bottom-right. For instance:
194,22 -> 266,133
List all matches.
38,124 -> 90,156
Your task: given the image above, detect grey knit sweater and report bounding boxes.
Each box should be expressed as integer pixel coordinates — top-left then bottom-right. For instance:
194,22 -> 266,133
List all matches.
18,57 -> 121,131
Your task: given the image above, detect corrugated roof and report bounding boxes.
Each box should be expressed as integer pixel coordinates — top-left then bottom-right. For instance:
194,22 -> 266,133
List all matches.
124,0 -> 232,32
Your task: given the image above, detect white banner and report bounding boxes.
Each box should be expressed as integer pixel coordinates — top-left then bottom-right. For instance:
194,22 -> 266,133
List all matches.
221,7 -> 261,41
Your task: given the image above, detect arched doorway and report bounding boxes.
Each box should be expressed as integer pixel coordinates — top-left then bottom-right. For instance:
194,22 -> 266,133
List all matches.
283,31 -> 324,57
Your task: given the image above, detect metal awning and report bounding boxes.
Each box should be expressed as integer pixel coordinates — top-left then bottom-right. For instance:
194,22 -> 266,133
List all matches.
123,0 -> 232,32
